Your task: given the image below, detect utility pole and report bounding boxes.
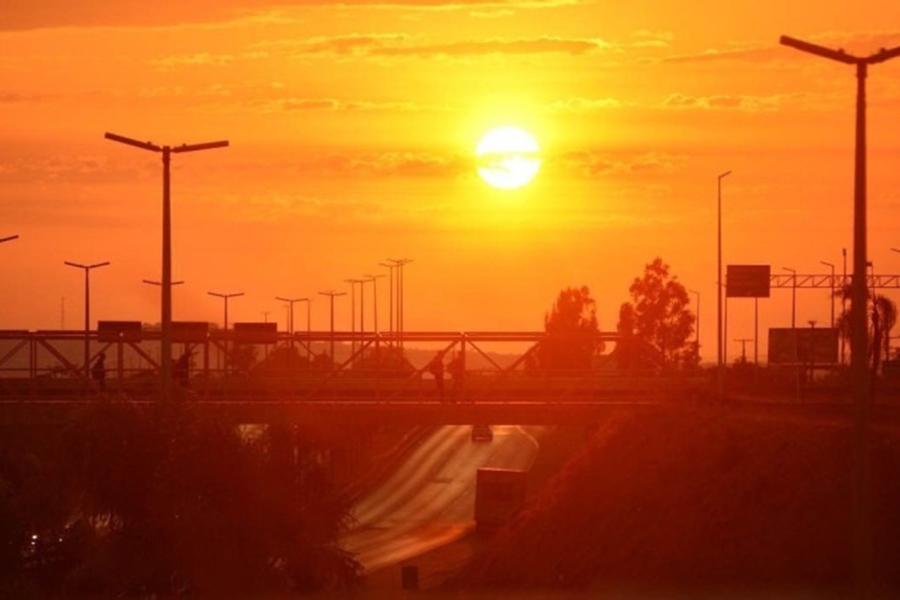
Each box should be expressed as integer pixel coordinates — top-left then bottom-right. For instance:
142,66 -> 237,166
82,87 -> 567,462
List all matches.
105,131 -> 228,402
65,260 -> 110,383
780,34 -> 900,596
318,290 -> 346,369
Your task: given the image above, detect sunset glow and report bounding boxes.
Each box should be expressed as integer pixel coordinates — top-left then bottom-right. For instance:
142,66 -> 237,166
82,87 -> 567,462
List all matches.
1,1 -> 900,362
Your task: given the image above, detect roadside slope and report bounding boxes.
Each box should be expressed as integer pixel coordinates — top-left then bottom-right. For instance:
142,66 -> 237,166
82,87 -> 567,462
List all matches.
460,405 -> 900,595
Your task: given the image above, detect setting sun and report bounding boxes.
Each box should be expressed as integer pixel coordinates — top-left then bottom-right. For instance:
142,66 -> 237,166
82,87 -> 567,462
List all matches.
476,126 -> 541,190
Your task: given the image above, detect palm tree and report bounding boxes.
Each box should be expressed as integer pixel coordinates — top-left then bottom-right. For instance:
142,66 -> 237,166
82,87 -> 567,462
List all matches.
833,283 -> 898,372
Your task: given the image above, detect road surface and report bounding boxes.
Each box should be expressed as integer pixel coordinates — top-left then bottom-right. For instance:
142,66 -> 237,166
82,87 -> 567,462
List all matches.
340,424 -> 542,573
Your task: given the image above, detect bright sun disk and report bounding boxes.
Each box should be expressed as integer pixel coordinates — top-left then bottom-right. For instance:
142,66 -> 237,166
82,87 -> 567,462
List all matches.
476,126 -> 541,190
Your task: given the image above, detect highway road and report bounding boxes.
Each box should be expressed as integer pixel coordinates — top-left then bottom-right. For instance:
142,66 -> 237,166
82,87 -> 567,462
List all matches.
340,424 -> 542,574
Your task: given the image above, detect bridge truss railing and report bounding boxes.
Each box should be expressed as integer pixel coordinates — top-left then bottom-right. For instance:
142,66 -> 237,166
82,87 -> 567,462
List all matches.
0,329 -> 699,401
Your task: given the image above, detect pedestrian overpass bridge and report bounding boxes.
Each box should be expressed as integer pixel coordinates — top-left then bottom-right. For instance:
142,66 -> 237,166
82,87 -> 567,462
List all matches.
0,328 -> 710,424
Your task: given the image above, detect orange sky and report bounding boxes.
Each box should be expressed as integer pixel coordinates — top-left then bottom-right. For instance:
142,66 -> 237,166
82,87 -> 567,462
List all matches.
2,0 -> 900,362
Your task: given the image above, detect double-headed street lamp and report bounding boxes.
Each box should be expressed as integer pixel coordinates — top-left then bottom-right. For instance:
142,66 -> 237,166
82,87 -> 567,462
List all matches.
208,291 -> 243,374
105,131 -> 228,402
64,260 -> 110,381
716,170 -> 732,398
780,35 -> 900,593
364,274 -> 386,335
276,296 -> 307,357
318,290 -> 347,368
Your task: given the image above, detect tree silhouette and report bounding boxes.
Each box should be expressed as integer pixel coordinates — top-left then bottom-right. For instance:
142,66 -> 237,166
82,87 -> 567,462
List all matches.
616,258 -> 697,371
538,286 -> 602,374
834,284 -> 897,372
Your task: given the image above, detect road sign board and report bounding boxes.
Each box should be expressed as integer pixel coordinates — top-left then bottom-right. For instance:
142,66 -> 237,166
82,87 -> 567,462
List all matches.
172,321 -> 210,343
727,264 -> 771,298
768,327 -> 839,364
233,322 -> 278,343
97,320 -> 142,342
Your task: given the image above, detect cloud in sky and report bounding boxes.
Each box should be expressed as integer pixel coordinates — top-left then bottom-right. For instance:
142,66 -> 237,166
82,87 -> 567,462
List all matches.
0,0 -> 588,32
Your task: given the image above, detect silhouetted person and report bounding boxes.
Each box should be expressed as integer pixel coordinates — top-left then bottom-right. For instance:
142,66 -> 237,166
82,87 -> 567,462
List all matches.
428,355 -> 445,400
174,350 -> 191,387
92,352 -> 106,391
447,353 -> 464,398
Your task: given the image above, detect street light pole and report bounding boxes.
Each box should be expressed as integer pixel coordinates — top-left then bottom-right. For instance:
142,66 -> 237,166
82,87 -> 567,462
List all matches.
380,262 -> 397,343
0,235 -> 19,244
783,267 -> 797,328
208,291 -> 244,375
387,258 -> 413,350
345,279 -> 363,355
64,260 -> 110,381
716,170 -> 732,399
821,261 -> 836,330
318,290 -> 346,369
105,131 -> 228,402
842,248 -> 848,366
689,289 -> 700,348
779,36 -> 900,594
364,274 -> 386,335
276,296 -> 307,357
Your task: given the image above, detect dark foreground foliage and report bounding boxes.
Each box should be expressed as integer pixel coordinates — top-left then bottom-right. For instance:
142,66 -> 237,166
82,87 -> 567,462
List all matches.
462,405 -> 900,596
0,400 -> 361,597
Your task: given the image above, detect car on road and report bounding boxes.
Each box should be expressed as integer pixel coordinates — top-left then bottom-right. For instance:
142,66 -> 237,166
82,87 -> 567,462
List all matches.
471,424 -> 493,442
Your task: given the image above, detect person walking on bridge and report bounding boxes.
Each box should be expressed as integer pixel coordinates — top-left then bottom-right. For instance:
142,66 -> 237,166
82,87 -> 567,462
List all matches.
91,352 -> 107,392
427,354 -> 445,401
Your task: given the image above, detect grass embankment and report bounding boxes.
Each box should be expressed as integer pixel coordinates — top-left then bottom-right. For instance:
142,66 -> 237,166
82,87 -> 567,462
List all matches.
458,405 -> 900,597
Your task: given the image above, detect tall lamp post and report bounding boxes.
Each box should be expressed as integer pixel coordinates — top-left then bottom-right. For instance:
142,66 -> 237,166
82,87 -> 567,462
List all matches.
780,36 -> 900,593
208,291 -> 244,374
821,260 -> 836,330
716,170 -> 732,399
379,262 -> 397,343
0,235 -> 19,244
387,258 -> 413,350
64,260 -> 110,380
318,290 -> 346,369
689,289 -> 700,348
299,298 -> 311,363
344,278 -> 363,355
783,266 -> 797,328
364,274 -> 386,335
276,296 -> 307,357
105,132 -> 228,402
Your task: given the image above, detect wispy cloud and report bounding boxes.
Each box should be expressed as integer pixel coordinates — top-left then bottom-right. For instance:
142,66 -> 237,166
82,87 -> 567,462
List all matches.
545,97 -> 624,113
0,0 -> 589,32
0,91 -> 48,103
661,92 -> 789,112
553,151 -> 688,178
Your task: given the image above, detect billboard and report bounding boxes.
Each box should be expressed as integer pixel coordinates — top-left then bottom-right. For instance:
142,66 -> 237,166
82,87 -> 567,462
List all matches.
97,320 -> 142,342
768,327 -> 839,364
171,321 -> 210,343
727,264 -> 771,298
233,322 -> 278,344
